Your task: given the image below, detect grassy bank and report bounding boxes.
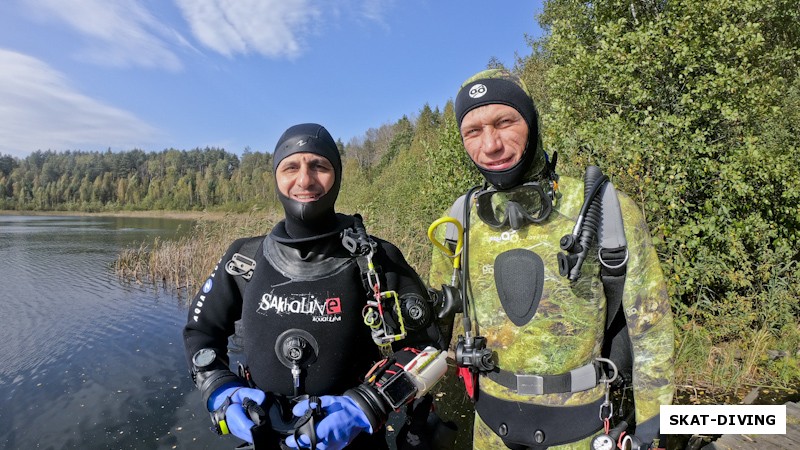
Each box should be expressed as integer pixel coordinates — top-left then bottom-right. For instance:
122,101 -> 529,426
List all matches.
0,209 -> 230,220
114,209 -> 279,298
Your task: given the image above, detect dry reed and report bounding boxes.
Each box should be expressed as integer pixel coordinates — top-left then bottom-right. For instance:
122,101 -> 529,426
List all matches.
114,208 -> 278,303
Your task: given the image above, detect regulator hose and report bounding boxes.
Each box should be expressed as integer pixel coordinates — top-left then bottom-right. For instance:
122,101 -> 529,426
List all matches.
558,166 -> 608,282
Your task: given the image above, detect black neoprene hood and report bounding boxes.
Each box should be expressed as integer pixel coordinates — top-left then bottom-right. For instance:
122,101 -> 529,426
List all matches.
455,77 -> 538,130
455,77 -> 544,189
272,123 -> 342,232
273,123 -> 342,176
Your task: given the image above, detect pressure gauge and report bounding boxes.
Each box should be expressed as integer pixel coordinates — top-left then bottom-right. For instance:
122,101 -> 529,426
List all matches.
591,433 -> 615,450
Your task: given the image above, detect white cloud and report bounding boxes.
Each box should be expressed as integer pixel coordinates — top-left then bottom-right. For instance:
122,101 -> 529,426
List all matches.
22,0 -> 184,71
326,0 -> 394,29
20,0 -> 394,66
0,49 -> 162,157
358,0 -> 393,27
174,0 -> 321,58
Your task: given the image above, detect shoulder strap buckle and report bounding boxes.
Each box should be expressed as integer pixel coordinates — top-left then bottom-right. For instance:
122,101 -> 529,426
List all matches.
341,213 -> 377,256
225,253 -> 256,280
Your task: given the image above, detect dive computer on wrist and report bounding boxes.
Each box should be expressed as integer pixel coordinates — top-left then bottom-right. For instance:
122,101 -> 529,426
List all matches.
192,348 -> 217,370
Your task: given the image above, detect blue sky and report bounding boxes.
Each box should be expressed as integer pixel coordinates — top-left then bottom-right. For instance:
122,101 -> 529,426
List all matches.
0,0 -> 545,159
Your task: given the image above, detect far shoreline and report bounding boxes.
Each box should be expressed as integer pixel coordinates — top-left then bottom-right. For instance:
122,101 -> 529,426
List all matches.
0,209 -> 232,221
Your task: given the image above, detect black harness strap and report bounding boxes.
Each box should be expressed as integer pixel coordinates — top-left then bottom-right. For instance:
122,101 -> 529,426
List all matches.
341,214 -> 384,293
228,236 -> 263,352
230,236 -> 263,297
596,181 -> 632,384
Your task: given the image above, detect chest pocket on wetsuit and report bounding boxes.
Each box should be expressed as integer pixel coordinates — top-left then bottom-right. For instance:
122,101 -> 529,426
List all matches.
493,248 -> 545,327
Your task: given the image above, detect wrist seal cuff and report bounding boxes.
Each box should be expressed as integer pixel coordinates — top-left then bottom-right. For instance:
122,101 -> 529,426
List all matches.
195,369 -> 241,406
344,384 -> 389,432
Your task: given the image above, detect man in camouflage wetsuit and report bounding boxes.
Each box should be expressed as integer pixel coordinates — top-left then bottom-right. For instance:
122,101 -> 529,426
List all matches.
429,69 -> 673,449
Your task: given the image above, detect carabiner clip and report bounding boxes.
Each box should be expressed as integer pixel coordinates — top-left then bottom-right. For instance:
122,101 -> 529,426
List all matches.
595,357 -> 618,422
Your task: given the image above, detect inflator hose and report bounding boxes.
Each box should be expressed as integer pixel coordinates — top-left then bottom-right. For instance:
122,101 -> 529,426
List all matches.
574,167 -> 605,279
559,166 -> 608,281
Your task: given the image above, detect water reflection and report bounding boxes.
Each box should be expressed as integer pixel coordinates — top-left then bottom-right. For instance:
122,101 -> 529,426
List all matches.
0,215 -> 233,450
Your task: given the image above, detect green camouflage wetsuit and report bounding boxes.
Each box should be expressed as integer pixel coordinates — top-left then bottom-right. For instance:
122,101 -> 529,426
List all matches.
430,175 -> 674,450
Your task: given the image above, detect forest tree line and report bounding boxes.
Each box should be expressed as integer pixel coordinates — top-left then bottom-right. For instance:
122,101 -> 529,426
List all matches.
4,0 -> 800,389
0,110 -> 434,215
1,147 -> 273,212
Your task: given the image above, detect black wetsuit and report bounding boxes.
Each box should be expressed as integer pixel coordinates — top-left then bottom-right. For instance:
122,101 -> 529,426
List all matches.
184,215 -> 443,449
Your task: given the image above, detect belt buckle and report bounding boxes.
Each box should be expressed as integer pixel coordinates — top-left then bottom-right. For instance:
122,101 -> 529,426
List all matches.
516,375 -> 544,395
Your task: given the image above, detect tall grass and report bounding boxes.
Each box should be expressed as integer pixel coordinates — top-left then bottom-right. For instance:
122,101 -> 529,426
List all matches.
675,321 -> 800,397
114,208 -> 278,301
114,206 -> 431,301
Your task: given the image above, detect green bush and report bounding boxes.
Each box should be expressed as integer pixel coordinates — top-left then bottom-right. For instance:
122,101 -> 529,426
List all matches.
538,0 -> 800,348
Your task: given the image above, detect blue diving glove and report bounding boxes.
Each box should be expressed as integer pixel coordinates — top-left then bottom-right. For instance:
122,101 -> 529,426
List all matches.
284,395 -> 371,450
207,384 -> 267,443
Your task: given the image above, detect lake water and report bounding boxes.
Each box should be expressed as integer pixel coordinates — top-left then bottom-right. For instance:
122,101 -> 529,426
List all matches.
0,215 -> 233,450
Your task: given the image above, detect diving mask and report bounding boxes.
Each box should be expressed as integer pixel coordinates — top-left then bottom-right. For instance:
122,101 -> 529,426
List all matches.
475,182 -> 554,230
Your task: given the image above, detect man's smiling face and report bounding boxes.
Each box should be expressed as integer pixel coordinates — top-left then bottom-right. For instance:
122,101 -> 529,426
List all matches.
460,103 -> 528,171
276,152 -> 335,202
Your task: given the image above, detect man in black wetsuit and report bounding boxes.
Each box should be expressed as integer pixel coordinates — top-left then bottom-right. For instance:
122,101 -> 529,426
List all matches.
183,123 -> 448,450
